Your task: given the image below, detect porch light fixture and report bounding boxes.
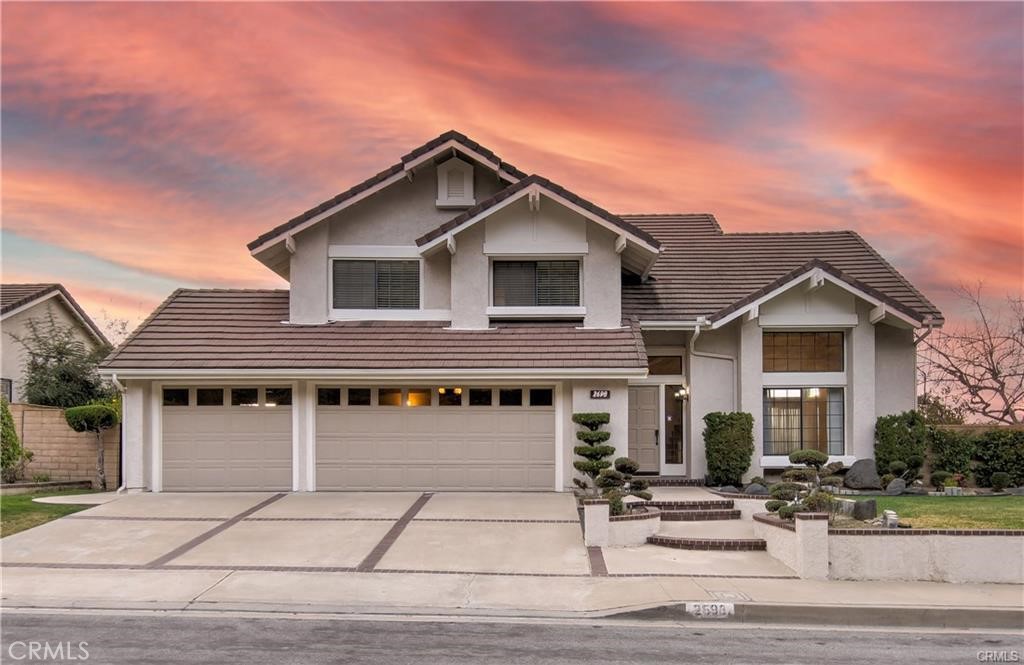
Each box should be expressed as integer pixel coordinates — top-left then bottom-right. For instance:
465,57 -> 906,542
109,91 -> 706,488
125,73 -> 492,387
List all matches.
674,387 -> 690,401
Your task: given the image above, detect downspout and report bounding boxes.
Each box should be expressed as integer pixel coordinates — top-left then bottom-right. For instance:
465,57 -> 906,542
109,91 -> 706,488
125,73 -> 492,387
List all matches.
689,317 -> 739,410
913,316 -> 938,346
110,373 -> 127,494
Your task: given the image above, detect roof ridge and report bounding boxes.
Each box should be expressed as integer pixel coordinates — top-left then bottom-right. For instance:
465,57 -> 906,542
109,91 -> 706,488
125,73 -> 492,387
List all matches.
176,288 -> 289,294
723,230 -> 857,237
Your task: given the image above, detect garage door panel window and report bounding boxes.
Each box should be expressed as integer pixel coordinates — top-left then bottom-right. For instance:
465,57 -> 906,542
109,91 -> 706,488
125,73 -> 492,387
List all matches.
196,388 -> 224,407
318,388 -> 342,406
378,388 -> 402,406
499,388 -> 523,407
437,387 -> 464,406
348,388 -> 372,406
163,388 -> 189,407
469,388 -> 493,406
528,388 -> 553,407
406,388 -> 431,407
231,388 -> 259,407
265,387 -> 292,407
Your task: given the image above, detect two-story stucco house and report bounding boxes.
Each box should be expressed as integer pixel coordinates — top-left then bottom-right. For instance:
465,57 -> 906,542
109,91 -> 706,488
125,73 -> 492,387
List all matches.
101,131 -> 943,493
2,283 -> 110,403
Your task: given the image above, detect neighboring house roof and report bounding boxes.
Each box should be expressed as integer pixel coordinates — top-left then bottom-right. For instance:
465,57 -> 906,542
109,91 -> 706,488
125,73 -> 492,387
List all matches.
620,219 -> 944,325
100,290 -> 647,374
415,174 -> 662,252
0,283 -> 110,345
247,130 -> 527,253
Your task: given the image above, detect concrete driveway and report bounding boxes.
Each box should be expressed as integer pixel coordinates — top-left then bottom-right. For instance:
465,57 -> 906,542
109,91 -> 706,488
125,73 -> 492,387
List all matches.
1,491 -> 590,575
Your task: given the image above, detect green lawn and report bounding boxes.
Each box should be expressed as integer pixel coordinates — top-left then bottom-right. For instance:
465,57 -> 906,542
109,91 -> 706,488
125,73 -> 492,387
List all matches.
857,495 -> 1024,530
1,490 -> 97,538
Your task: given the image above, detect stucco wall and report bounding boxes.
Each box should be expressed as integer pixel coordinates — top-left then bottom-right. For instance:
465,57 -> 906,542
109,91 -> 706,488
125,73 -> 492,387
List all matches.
289,223 -> 329,324
8,403 -> 119,487
582,225 -> 622,328
830,534 -> 1024,584
2,298 -> 103,403
449,223 -> 489,329
688,326 -> 738,480
566,379 -> 628,488
875,324 -> 917,416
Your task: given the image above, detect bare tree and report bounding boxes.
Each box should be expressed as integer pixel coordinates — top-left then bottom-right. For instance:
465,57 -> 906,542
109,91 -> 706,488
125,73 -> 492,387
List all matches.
918,284 -> 1023,424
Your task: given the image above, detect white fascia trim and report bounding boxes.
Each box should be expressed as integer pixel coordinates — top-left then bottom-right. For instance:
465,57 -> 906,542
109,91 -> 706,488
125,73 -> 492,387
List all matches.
483,242 -> 590,256
328,309 -> 452,321
638,320 -> 701,330
329,245 -> 421,258
711,270 -> 921,330
100,367 -> 648,380
249,170 -> 408,255
758,314 -> 859,328
487,306 -> 586,318
419,184 -> 661,256
402,140 -> 520,184
1,290 -> 108,346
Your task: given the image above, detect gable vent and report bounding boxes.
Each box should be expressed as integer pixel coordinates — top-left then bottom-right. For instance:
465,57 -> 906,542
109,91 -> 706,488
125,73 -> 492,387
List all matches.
447,171 -> 466,198
436,157 -> 475,208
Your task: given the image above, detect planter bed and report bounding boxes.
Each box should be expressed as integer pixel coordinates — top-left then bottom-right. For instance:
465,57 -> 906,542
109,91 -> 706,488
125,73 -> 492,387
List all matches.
1,480 -> 93,496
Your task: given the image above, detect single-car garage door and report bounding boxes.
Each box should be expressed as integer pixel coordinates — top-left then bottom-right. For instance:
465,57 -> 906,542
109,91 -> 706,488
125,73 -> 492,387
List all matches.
161,386 -> 292,491
315,386 -> 555,491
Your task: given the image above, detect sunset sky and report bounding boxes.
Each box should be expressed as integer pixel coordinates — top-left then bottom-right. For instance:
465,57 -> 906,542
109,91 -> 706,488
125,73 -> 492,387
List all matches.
2,2 -> 1021,331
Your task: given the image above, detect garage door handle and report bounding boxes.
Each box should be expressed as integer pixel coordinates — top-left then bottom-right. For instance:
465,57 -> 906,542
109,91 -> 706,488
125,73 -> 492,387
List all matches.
655,429 -> 659,445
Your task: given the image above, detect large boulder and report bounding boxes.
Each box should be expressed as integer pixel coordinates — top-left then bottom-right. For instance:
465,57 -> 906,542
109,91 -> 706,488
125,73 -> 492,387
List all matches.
845,459 -> 883,490
744,483 -> 769,495
852,499 -> 877,520
885,478 -> 907,495
719,485 -> 740,494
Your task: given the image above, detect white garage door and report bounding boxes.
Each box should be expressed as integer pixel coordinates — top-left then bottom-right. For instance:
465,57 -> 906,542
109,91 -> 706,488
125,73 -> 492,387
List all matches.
161,386 -> 292,491
316,386 -> 555,491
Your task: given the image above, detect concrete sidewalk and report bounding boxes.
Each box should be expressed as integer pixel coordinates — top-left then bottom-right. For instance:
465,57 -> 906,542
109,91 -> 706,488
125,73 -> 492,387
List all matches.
2,566 -> 1021,627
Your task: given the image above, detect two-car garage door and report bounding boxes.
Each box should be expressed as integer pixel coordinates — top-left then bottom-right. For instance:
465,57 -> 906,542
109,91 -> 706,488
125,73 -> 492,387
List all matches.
160,385 -> 555,491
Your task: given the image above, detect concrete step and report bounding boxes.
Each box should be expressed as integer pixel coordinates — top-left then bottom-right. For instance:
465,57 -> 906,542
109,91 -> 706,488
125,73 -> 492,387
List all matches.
655,519 -> 757,539
642,499 -> 734,511
647,535 -> 767,551
659,508 -> 741,521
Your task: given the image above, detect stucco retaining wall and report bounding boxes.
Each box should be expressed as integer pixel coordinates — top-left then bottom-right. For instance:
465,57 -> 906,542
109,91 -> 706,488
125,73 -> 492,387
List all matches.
8,403 -> 119,488
829,532 -> 1024,584
607,509 -> 661,547
753,514 -> 798,571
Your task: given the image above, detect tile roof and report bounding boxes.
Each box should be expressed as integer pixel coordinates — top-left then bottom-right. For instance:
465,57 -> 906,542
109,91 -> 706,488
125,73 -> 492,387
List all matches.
247,131 -> 526,252
415,174 -> 662,249
1,283 -> 110,344
620,217 -> 943,325
101,290 -> 647,371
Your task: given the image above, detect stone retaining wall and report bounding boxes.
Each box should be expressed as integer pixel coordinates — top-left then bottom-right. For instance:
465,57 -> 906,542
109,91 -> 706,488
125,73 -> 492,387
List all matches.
8,403 -> 120,488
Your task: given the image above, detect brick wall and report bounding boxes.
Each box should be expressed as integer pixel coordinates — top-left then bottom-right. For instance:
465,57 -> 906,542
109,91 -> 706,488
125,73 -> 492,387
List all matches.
8,403 -> 120,488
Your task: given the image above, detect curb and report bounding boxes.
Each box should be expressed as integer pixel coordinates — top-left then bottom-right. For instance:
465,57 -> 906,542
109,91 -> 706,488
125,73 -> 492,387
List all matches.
606,602 -> 1024,630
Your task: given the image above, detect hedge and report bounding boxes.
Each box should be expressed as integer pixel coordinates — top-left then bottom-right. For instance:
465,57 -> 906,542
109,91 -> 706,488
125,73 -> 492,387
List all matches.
703,412 -> 754,487
973,429 -> 1024,488
874,411 -> 928,476
929,428 -> 975,476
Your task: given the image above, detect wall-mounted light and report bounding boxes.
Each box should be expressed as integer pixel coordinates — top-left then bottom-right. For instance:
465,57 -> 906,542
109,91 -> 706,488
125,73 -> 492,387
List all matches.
673,387 -> 690,401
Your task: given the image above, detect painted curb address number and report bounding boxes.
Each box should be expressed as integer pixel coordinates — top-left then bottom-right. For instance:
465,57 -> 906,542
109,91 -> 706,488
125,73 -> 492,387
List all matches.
685,602 -> 735,619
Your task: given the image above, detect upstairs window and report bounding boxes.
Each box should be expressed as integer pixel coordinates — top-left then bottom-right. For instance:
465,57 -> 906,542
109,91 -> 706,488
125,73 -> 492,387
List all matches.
492,260 -> 580,307
763,332 -> 843,372
332,259 -> 419,310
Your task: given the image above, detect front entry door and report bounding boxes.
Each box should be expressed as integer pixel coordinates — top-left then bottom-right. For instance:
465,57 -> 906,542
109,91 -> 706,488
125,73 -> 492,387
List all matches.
628,386 -> 660,473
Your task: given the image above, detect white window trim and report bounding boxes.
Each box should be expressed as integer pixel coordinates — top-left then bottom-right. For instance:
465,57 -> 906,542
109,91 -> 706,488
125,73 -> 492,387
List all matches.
761,385 -> 848,458
761,455 -> 857,469
328,256 -> 447,321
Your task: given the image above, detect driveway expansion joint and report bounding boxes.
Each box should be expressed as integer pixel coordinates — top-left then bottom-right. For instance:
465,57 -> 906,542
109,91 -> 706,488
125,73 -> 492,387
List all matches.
144,493 -> 287,568
355,492 -> 433,573
587,547 -> 608,576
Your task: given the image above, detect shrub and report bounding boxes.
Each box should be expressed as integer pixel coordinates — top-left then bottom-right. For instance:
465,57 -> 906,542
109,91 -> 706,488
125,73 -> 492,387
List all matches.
929,470 -> 951,490
789,449 -> 828,469
595,468 -> 625,489
991,472 -> 1011,492
603,489 -> 625,516
1,398 -> 32,483
888,460 -> 908,477
803,490 -> 833,512
748,476 -> 766,486
820,475 -> 844,487
929,428 -> 975,476
764,500 -> 787,513
874,411 -> 928,476
65,404 -> 119,490
974,430 -> 1024,488
778,504 -> 808,520
31,473 -> 50,483
880,473 -> 895,488
703,412 -> 754,487
781,468 -> 817,482
823,461 -> 845,476
769,482 -> 803,501
572,412 -> 610,429
614,457 -> 640,475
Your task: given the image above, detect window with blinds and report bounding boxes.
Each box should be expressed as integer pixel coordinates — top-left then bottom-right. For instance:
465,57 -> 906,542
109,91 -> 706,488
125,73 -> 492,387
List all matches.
332,259 -> 420,309
492,260 -> 580,307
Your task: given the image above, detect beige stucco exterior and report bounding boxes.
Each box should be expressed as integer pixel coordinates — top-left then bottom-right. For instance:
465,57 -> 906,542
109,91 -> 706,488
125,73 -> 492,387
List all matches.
2,295 -> 105,403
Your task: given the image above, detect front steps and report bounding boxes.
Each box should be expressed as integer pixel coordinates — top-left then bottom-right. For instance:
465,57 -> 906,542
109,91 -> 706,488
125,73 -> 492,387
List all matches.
639,497 -> 767,551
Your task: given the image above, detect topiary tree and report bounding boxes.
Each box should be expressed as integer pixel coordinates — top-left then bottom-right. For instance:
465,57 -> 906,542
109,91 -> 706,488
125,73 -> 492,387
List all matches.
596,457 -> 653,514
572,412 -> 614,494
874,411 -> 928,477
65,404 -> 119,490
929,470 -> 951,491
991,472 -> 1011,492
703,412 -> 754,487
1,398 -> 32,483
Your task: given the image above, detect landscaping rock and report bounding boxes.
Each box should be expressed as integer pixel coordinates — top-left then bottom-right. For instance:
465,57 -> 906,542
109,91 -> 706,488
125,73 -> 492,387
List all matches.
845,459 -> 882,490
744,483 -> 769,495
902,486 -> 928,496
719,485 -> 739,494
885,478 -> 907,495
1008,487 -> 1024,496
852,499 -> 877,521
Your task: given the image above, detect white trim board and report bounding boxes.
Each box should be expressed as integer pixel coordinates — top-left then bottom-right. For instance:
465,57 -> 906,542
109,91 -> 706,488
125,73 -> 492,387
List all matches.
102,367 -> 649,380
